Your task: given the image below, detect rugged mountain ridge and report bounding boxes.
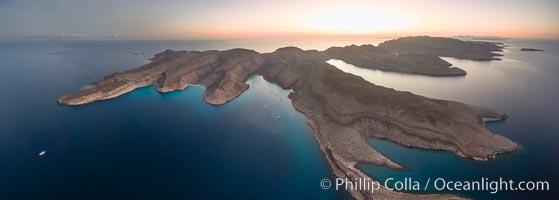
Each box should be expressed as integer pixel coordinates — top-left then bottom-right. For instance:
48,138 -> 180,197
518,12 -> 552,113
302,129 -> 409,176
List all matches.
58,37 -> 518,199
379,36 -> 504,61
323,44 -> 466,76
58,49 -> 264,105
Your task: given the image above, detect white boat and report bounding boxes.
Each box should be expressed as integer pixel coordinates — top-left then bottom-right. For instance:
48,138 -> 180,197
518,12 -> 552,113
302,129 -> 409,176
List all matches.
38,151 -> 46,156
276,116 -> 281,119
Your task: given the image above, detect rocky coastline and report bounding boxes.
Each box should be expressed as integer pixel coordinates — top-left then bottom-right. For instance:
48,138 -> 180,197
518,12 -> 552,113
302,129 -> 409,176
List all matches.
323,44 -> 466,76
379,36 -> 504,61
520,48 -> 544,52
58,37 -> 519,199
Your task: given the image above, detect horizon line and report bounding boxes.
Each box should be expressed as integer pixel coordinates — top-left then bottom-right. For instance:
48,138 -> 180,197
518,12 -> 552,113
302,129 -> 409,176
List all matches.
4,34 -> 559,41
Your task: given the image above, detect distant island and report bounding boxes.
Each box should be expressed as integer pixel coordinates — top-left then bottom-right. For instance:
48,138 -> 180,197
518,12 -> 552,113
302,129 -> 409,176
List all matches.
379,36 -> 504,61
323,44 -> 465,76
520,48 -> 544,52
453,35 -> 508,41
58,36 -> 517,199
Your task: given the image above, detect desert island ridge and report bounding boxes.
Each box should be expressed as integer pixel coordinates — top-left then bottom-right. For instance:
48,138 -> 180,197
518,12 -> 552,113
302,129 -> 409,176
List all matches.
58,36 -> 518,199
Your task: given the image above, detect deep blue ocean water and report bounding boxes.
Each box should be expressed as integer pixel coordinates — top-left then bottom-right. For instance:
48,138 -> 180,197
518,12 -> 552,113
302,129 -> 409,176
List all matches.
0,38 -> 557,199
0,39 -> 365,200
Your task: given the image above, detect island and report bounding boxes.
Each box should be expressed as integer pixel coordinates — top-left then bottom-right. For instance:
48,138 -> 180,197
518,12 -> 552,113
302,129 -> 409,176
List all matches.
323,44 -> 466,76
58,37 -> 519,200
379,36 -> 504,61
520,48 -> 544,52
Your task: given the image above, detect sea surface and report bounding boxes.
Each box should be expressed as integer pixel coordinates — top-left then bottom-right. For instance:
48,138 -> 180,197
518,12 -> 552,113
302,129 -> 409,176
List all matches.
0,38 -> 557,199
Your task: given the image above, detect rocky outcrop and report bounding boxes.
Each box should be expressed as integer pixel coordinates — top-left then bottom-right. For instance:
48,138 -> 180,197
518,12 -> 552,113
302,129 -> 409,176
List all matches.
261,47 -> 518,162
58,43 -> 475,105
323,44 -> 466,76
58,39 -> 520,199
379,36 -> 504,61
58,49 -> 264,105
520,48 -> 544,52
260,48 -> 517,198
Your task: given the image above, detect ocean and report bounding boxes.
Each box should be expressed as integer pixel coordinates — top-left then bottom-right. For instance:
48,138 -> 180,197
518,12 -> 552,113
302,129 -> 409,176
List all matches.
0,38 -> 557,199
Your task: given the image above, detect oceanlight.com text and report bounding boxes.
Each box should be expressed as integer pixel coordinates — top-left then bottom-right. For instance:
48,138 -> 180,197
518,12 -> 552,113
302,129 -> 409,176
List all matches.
320,177 -> 550,194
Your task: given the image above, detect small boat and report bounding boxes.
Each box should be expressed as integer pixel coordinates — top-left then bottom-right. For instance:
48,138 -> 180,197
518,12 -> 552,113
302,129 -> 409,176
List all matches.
132,52 -> 144,55
276,116 -> 281,119
38,150 -> 46,156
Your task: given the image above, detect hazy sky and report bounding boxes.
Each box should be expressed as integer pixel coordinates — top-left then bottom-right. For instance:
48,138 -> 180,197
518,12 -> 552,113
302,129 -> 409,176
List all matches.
1,0 -> 558,39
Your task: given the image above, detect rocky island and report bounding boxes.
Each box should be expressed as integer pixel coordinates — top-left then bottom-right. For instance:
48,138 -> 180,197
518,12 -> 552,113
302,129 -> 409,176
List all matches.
520,48 -> 544,52
323,44 -> 466,76
58,37 -> 519,200
379,36 -> 504,61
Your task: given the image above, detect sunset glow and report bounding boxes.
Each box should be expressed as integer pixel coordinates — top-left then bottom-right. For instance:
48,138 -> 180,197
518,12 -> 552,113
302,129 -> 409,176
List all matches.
0,0 -> 558,39
300,7 -> 417,35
